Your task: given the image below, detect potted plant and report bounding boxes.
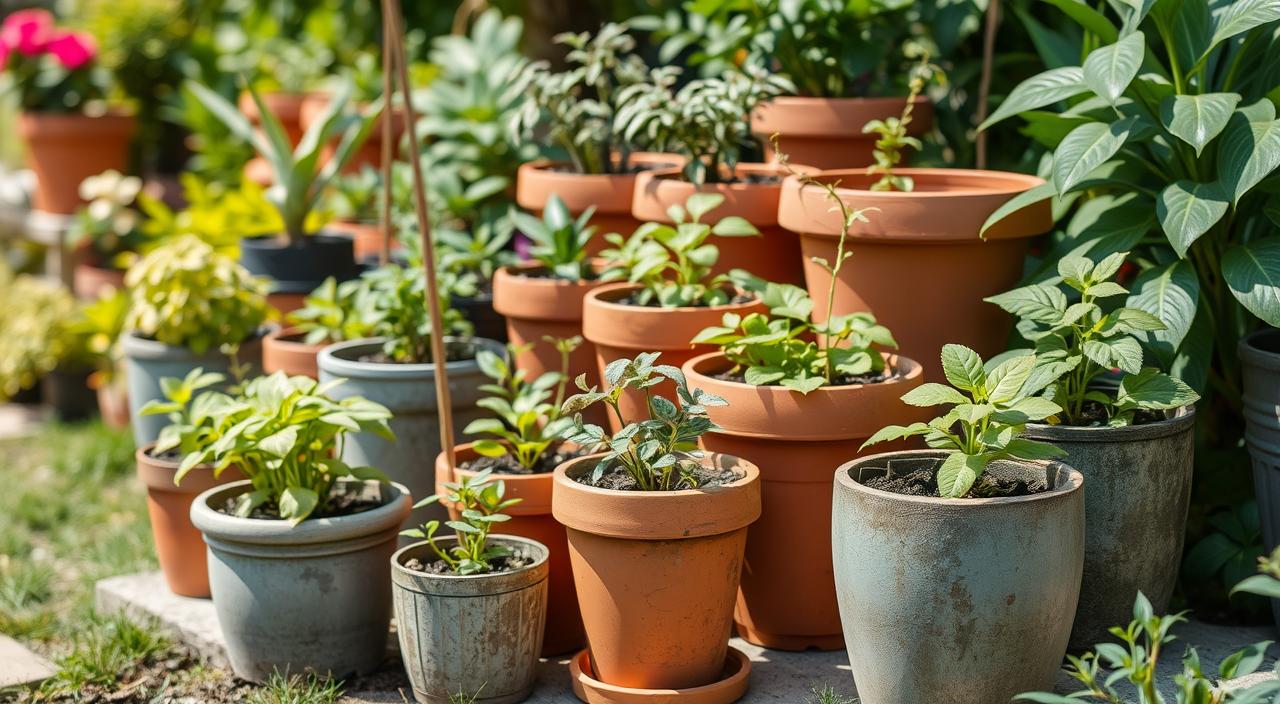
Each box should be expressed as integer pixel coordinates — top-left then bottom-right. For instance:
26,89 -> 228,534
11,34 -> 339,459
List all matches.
0,264 -> 96,421
70,288 -> 131,428
321,165 -> 403,263
617,65 -> 804,285
264,277 -> 370,380
1,9 -> 136,214
232,36 -> 332,184
553,353 -> 760,696
120,234 -> 270,446
584,193 -> 766,431
300,51 -> 409,174
67,170 -> 144,299
394,470 -> 548,704
135,172 -> 281,259
835,344 -> 1083,704
186,372 -> 409,682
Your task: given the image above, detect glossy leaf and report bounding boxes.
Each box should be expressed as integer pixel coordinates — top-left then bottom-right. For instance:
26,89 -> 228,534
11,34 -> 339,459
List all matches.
1218,115 -> 1280,204
1081,32 -> 1145,105
1053,117 -> 1138,193
980,66 -> 1089,130
1156,181 -> 1229,257
1160,93 -> 1241,155
1223,237 -> 1280,326
1126,261 -> 1200,360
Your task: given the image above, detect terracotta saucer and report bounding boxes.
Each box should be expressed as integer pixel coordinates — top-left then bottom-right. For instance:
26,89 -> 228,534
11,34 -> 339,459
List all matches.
568,647 -> 752,704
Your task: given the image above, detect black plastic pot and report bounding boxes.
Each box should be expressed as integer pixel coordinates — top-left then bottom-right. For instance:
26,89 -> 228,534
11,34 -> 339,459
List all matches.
239,233 -> 361,294
43,367 -> 97,422
455,291 -> 507,343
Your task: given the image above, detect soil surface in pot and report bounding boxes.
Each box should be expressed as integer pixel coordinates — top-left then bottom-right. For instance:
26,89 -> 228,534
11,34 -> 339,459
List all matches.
616,292 -> 755,307
214,483 -> 384,520
711,367 -> 900,387
865,467 -> 1049,499
514,268 -> 600,282
657,172 -> 782,186
1064,399 -> 1166,427
459,445 -> 590,475
575,461 -> 741,491
355,340 -> 478,365
548,162 -> 674,175
148,448 -> 184,463
404,547 -> 538,575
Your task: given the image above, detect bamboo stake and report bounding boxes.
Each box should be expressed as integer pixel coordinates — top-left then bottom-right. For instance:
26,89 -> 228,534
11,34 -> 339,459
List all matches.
379,5 -> 394,267
976,0 -> 1001,169
380,0 -> 457,472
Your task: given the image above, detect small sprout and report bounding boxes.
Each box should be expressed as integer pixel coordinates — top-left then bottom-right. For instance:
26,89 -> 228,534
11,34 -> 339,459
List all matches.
402,470 -> 522,575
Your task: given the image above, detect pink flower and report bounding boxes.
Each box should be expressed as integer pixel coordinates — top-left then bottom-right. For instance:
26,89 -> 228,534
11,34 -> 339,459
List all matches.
46,30 -> 95,70
0,38 -> 9,70
0,9 -> 54,57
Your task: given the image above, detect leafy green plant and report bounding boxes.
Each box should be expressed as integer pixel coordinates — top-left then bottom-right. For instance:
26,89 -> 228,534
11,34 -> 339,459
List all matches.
67,288 -> 129,387
351,263 -> 473,364
863,54 -> 939,192
324,165 -> 383,224
402,469 -> 521,575
1233,544 -> 1280,603
561,352 -> 727,491
67,171 -> 145,270
0,265 -> 84,399
137,172 -> 288,259
862,344 -> 1066,498
1187,501 -> 1265,603
599,193 -> 759,307
286,277 -> 371,345
508,194 -> 597,281
138,367 -> 227,458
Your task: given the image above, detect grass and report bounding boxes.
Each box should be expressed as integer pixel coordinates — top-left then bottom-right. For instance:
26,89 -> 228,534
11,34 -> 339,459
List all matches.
246,671 -> 345,704
807,686 -> 858,704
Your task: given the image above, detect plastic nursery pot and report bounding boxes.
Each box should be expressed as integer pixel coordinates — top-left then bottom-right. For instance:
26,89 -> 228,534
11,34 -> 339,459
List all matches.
777,168 -> 1052,381
552,452 -> 761,691
317,337 -> 504,531
832,450 -> 1084,704
752,96 -> 934,170
42,368 -> 96,422
632,163 -> 807,286
682,352 -> 927,651
120,331 -> 264,447
326,219 -> 399,264
1238,327 -> 1280,630
582,283 -> 766,432
135,444 -> 243,598
239,233 -> 362,299
190,479 -> 410,682
454,290 -> 509,343
262,327 -> 324,379
18,111 -> 136,215
298,94 -> 407,173
435,443 -> 585,656
392,535 -> 549,704
1023,406 -> 1195,649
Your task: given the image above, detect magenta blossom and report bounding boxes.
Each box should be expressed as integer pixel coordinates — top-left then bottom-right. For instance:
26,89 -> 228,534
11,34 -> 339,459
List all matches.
46,30 -> 95,70
0,37 -> 9,70
0,9 -> 53,57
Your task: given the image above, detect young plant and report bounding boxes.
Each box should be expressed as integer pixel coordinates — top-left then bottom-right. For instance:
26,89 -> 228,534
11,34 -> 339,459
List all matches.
599,193 -> 759,307
986,252 -> 1200,427
286,277 -> 372,346
508,194 -> 597,281
138,367 -> 226,459
67,170 -> 145,270
862,344 -> 1066,498
0,10 -> 108,112
0,265 -> 85,399
561,352 -> 727,491
325,165 -> 382,224
863,54 -> 939,192
137,173 -> 283,258
353,263 -> 473,364
422,169 -> 517,285
403,470 -> 521,575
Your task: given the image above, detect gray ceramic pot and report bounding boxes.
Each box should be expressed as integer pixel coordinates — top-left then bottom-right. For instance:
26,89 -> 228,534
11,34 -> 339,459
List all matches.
190,479 -> 411,682
1241,328 -> 1280,629
317,337 -> 503,530
1024,407 -> 1194,649
392,536 -> 549,704
832,450 -> 1084,704
121,332 -> 262,447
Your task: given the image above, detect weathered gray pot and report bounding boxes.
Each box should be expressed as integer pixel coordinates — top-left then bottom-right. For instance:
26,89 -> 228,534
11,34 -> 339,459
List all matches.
1240,328 -> 1280,629
392,536 -> 549,704
317,337 -> 503,530
832,450 -> 1084,704
1024,407 -> 1194,649
190,479 -> 411,682
121,332 -> 262,447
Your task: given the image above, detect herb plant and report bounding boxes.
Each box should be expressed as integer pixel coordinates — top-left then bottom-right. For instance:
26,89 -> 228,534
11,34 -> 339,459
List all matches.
138,367 -> 226,458
862,54 -> 938,192
0,265 -> 83,399
352,263 -> 472,365
137,173 -> 282,258
561,352 -> 727,491
987,252 -> 1200,427
286,277 -> 371,345
402,470 -> 521,575
508,194 -> 597,281
598,193 -> 759,307
862,344 -> 1066,498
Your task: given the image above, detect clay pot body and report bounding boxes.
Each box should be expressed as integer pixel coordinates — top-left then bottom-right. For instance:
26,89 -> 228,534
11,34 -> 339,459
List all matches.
435,444 -> 584,656
73,261 -> 125,300
582,283 -> 765,431
552,453 -> 761,690
326,219 -> 397,263
96,379 -> 131,430
753,96 -> 933,170
778,168 -> 1051,380
19,112 -> 136,214
633,163 -> 805,286
262,327 -> 324,379
683,352 -> 927,651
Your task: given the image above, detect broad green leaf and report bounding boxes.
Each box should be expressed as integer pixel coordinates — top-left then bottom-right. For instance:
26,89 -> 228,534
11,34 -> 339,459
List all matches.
937,453 -> 984,499
900,383 -> 970,407
987,355 -> 1037,404
1210,0 -> 1280,51
980,66 -> 1088,130
1053,117 -> 1138,193
1160,93 -> 1241,156
684,193 -> 725,221
986,284 -> 1068,323
996,396 -> 1064,423
1083,336 -> 1144,374
1223,237 -> 1280,326
1219,641 -> 1273,680
861,422 -> 932,450
711,216 -> 760,237
1156,181 -> 1229,257
1218,115 -> 1280,204
940,344 -> 987,394
1004,438 -> 1067,460
1081,32 -> 1145,105
472,439 -> 509,457
1126,261 -> 1200,360
980,181 -> 1055,238
1117,367 -> 1200,409
258,426 -> 300,458
279,487 -> 319,525
1233,574 -> 1280,599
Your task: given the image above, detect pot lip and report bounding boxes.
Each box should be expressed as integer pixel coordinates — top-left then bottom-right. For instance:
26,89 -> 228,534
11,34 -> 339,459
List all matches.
264,326 -> 324,348
120,329 -> 265,360
584,282 -> 760,314
135,442 -> 181,468
1240,328 -> 1280,370
239,232 -> 355,249
553,452 -> 759,500
18,108 -> 137,127
784,167 -> 1046,199
191,478 -> 411,544
316,337 -> 501,377
762,94 -> 931,108
637,161 -> 803,192
684,350 -> 923,394
1024,404 -> 1196,442
495,262 -> 603,289
518,154 -> 686,180
834,449 -> 1083,506
446,441 -> 563,481
391,535 -> 550,583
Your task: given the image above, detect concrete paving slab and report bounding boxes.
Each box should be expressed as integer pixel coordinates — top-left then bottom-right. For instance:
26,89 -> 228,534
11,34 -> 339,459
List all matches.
0,634 -> 56,690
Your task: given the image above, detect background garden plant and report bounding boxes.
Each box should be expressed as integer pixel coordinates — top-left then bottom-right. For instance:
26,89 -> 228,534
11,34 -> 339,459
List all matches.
508,194 -> 598,281
464,339 -> 578,471
402,469 -> 522,575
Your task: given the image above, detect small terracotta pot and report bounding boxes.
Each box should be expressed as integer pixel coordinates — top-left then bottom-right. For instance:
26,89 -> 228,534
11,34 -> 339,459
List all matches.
778,168 -> 1052,380
95,379 -> 130,430
435,443 -> 585,656
299,94 -> 407,173
267,291 -> 307,316
582,283 -> 766,431
753,96 -> 933,170
72,262 -> 126,300
18,112 -> 136,215
683,351 -> 928,651
136,445 -> 242,597
552,452 -> 761,690
262,327 -> 324,379
326,219 -> 397,263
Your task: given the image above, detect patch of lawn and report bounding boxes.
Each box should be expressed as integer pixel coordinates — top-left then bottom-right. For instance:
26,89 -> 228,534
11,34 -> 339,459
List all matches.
246,671 -> 345,704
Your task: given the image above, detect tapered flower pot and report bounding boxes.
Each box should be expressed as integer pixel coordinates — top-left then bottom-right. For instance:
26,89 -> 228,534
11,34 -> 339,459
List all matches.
19,112 -> 136,214
753,96 -> 933,170
136,444 -> 243,597
392,535 -> 549,704
683,352 -> 926,651
262,327 -> 323,379
832,450 -> 1084,704
326,219 -> 397,263
1024,407 -> 1195,649
778,169 -> 1051,380
1239,328 -> 1280,629
435,443 -> 584,656
633,163 -> 806,286
239,234 -> 362,300
190,479 -> 411,682
582,283 -> 765,431
552,452 -> 761,691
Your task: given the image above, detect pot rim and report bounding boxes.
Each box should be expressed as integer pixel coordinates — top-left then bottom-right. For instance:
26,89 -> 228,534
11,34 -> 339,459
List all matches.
786,167 -> 1045,199
636,161 -> 807,192
264,325 -> 325,348
317,337 -> 501,377
1024,404 -> 1196,443
120,329 -> 265,361
1240,328 -> 1280,371
752,95 -> 932,136
191,478 -> 411,546
519,153 -> 686,179
436,442 -> 561,516
684,350 -> 922,393
135,443 -> 232,494
761,94 -> 931,108
584,282 -> 759,314
494,262 -> 604,290
391,534 -> 550,593
835,448 -> 1083,507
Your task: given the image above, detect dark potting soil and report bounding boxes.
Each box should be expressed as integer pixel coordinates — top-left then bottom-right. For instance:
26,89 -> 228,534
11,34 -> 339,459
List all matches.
615,293 -> 755,308
1064,399 -> 1167,427
548,161 -> 676,175
712,367 -> 900,387
404,548 -> 537,575
657,171 -> 782,186
574,460 -> 742,491
356,341 -> 478,365
514,267 -> 600,282
147,447 -> 185,463
864,468 -> 1049,499
459,445 -> 590,475
216,485 -> 384,520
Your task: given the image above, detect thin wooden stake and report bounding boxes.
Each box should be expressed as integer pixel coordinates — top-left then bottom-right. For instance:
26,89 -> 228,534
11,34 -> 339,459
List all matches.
379,5 -> 394,267
976,0 -> 1001,169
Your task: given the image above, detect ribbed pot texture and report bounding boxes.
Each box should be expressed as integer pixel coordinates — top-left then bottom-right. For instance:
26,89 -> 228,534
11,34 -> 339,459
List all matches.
1240,328 -> 1280,629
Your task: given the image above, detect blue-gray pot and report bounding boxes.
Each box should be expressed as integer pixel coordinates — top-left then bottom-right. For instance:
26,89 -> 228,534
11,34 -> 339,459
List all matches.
1240,328 -> 1280,630
832,450 -> 1084,704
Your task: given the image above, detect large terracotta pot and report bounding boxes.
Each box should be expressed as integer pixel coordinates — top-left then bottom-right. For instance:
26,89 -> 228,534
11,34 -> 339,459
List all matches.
492,261 -> 605,394
18,112 -> 136,214
683,352 -> 927,651
753,96 -> 933,170
778,168 -> 1051,379
633,163 -> 806,286
582,283 -> 765,431
299,94 -> 406,173
262,327 -> 324,379
136,445 -> 242,597
552,452 -> 761,690
435,443 -> 584,656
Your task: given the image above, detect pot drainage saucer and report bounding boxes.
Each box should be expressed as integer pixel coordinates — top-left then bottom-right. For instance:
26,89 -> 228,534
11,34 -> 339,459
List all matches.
568,647 -> 751,703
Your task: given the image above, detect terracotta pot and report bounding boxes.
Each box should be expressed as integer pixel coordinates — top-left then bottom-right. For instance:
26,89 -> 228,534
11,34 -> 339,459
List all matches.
262,327 -> 324,379
434,443 -> 584,656
299,94 -> 407,173
135,445 -> 243,597
72,262 -> 125,300
239,91 -> 312,186
582,283 -> 766,431
18,112 -> 136,214
753,96 -> 933,170
95,379 -> 130,430
326,219 -> 398,263
552,452 -> 761,690
633,163 -> 806,286
778,168 -> 1052,380
683,352 -> 927,651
